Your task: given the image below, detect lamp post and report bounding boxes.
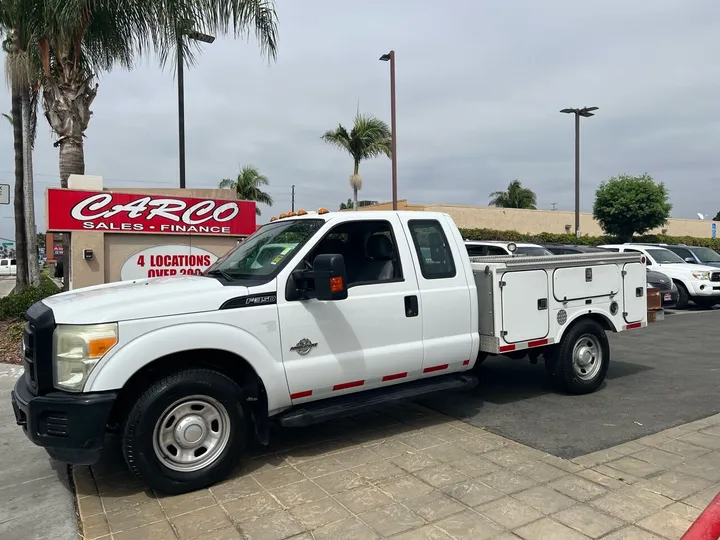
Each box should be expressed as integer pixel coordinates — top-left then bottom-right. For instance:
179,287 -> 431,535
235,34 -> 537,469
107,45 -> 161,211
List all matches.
178,29 -> 215,188
560,106 -> 598,237
379,50 -> 398,210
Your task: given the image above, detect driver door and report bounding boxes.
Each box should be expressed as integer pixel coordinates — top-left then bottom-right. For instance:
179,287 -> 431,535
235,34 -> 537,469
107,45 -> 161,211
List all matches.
276,216 -> 424,403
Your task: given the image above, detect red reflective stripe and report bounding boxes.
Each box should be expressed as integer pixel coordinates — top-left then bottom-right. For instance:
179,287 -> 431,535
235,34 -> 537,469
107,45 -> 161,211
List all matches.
626,322 -> 642,329
382,372 -> 408,382
528,338 -> 549,348
462,360 -> 470,365
423,364 -> 449,373
333,380 -> 365,391
499,344 -> 516,353
290,390 -> 312,399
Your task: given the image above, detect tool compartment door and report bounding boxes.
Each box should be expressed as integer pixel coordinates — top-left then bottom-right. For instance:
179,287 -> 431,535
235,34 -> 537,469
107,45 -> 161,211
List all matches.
500,270 -> 549,343
622,262 -> 647,323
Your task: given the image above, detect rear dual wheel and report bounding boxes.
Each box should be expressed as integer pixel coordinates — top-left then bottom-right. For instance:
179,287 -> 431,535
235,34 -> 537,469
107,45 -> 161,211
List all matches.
544,319 -> 609,395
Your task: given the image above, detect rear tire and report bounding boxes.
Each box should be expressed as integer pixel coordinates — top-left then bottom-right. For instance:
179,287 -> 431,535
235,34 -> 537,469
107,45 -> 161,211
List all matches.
122,369 -> 247,495
546,319 -> 609,395
674,281 -> 690,309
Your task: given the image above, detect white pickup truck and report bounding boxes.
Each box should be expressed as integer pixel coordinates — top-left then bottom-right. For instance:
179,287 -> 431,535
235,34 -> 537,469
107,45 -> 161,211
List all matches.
11,210 -> 647,494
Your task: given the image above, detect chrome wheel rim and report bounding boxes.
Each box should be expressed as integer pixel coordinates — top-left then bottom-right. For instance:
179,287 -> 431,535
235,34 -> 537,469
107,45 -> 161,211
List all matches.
572,334 -> 602,381
152,395 -> 231,472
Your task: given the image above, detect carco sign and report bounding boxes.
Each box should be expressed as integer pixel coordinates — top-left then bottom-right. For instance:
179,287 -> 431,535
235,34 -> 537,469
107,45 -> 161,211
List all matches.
121,244 -> 218,280
46,188 -> 256,236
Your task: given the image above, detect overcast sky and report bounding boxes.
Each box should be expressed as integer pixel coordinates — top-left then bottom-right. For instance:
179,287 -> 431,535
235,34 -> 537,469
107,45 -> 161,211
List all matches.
1,0 -> 719,243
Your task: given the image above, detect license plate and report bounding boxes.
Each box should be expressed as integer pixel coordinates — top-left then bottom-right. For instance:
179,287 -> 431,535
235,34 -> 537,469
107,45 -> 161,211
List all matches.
664,293 -> 672,301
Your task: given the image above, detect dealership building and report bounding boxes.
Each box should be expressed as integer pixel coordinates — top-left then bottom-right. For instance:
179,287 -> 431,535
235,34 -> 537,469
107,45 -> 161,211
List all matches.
45,175 -> 256,290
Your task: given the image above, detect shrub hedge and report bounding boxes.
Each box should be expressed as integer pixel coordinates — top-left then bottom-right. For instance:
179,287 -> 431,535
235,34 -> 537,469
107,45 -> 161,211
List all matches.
459,228 -> 720,250
0,275 -> 60,321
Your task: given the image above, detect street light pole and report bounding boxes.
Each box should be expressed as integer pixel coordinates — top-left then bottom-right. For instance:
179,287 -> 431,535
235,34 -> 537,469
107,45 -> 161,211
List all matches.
379,50 -> 398,210
560,106 -> 598,237
177,29 -> 216,189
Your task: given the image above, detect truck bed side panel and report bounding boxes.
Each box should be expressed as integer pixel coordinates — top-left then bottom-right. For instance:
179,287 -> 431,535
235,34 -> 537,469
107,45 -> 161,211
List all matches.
500,270 -> 550,343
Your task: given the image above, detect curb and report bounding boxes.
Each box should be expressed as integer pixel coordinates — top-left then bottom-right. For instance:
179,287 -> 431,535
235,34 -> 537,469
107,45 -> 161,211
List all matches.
681,491 -> 720,540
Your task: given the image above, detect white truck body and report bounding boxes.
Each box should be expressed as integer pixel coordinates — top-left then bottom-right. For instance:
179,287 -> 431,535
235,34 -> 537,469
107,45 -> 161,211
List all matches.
12,210 -> 647,494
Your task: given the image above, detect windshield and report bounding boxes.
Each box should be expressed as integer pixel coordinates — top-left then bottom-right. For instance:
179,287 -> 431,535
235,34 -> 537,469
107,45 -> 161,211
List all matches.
516,246 -> 553,256
646,248 -> 684,264
692,247 -> 720,263
205,219 -> 324,278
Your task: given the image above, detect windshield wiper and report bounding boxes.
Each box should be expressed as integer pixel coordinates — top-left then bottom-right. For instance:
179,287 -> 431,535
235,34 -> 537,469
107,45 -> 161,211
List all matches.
206,268 -> 234,281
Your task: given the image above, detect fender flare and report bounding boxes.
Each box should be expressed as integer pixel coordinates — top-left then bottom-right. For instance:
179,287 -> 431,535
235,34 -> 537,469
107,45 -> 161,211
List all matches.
83,322 -> 291,413
557,308 -> 620,341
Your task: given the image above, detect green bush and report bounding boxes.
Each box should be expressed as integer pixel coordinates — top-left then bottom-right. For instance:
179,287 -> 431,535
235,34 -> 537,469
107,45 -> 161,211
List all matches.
0,275 -> 60,321
458,228 -> 720,250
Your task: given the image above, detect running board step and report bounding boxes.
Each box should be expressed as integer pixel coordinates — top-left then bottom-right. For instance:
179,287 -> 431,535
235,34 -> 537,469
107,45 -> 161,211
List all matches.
277,373 -> 478,428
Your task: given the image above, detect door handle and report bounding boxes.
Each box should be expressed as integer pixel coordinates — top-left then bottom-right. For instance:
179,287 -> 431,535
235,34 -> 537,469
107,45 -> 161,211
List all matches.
404,295 -> 419,317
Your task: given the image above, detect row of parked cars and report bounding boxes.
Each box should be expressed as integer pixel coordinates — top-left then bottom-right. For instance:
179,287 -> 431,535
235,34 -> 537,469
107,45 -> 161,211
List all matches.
464,240 -> 720,310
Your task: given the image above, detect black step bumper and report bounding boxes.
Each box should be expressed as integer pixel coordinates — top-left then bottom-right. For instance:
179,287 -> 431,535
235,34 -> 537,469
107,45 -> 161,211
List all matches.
11,376 -> 117,465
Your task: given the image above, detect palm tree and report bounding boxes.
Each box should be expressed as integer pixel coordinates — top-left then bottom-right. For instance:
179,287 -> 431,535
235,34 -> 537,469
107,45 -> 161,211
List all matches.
219,165 -> 273,216
489,180 -> 538,210
6,0 -> 278,290
321,113 -> 391,210
339,198 -> 353,210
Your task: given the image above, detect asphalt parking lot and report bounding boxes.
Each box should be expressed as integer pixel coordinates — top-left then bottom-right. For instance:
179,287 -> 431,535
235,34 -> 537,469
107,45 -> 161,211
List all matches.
422,309 -> 720,459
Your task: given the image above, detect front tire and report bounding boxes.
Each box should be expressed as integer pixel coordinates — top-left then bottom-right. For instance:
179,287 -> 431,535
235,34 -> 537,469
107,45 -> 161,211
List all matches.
674,281 -> 690,309
122,369 -> 247,495
546,319 -> 610,395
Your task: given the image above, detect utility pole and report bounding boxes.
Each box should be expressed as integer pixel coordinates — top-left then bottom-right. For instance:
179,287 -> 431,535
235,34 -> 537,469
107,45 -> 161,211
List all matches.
560,106 -> 599,237
551,202 -> 557,211
379,50 -> 398,210
291,185 -> 295,212
177,28 -> 215,188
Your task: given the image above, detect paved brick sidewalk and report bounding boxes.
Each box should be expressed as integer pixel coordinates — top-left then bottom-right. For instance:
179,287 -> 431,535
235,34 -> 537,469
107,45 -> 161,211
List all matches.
74,404 -> 720,540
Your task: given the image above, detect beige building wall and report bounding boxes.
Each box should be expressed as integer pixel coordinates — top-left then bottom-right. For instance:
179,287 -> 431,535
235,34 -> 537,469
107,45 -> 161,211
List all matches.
356,200 -> 715,238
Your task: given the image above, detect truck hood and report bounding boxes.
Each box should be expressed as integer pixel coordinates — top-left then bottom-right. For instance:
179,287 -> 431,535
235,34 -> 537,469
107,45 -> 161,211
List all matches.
42,276 -> 247,324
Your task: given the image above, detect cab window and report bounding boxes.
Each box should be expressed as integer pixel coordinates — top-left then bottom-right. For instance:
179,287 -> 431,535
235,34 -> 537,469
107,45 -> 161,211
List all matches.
302,220 -> 403,287
408,219 -> 456,279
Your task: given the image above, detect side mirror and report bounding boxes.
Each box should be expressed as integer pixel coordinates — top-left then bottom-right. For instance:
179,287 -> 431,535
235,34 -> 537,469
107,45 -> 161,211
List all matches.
311,254 -> 348,301
684,257 -> 695,264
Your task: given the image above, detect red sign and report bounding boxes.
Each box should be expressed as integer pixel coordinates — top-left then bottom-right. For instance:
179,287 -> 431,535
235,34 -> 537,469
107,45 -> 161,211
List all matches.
47,189 -> 256,236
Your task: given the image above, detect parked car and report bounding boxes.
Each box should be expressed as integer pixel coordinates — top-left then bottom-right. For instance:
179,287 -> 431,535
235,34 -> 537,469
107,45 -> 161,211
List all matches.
465,240 -> 553,257
543,244 -> 678,308
646,269 -> 679,307
542,244 -> 609,255
0,258 -> 17,276
638,244 -> 720,268
598,244 -> 720,309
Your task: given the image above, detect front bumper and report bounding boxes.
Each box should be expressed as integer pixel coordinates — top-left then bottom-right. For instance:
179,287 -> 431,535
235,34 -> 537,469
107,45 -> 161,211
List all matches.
661,288 -> 679,307
11,376 -> 116,465
687,280 -> 720,297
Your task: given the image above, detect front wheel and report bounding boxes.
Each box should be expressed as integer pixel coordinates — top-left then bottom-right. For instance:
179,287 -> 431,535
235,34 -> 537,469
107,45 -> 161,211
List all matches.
545,319 -> 610,395
122,369 -> 247,495
674,281 -> 690,309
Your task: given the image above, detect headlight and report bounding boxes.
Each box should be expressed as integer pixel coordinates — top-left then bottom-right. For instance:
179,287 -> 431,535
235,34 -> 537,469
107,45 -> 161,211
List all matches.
691,271 -> 710,280
53,323 -> 118,392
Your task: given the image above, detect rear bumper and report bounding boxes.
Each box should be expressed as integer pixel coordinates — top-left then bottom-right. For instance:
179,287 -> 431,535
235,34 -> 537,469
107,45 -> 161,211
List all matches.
10,376 -> 116,465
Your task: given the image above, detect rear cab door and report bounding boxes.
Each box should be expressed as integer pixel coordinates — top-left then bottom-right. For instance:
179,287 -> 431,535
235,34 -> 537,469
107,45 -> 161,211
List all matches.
398,214 -> 476,375
276,214 -> 425,402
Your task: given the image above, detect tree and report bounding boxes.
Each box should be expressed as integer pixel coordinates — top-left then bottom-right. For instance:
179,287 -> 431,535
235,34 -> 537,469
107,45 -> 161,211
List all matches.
489,180 -> 537,209
339,198 -> 353,210
7,0 -> 278,289
321,113 -> 391,210
219,165 -> 273,216
593,173 -> 672,241
713,211 -> 720,222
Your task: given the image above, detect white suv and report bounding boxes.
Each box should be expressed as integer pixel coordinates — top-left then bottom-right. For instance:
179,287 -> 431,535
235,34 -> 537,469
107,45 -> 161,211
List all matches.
598,244 -> 720,309
464,241 -> 553,257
